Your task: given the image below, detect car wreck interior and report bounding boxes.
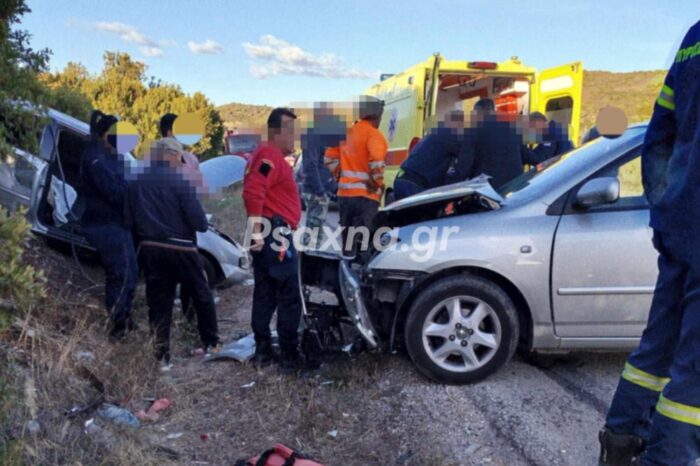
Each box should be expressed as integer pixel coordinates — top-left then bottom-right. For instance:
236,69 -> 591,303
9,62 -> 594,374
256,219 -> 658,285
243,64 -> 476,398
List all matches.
38,129 -> 87,230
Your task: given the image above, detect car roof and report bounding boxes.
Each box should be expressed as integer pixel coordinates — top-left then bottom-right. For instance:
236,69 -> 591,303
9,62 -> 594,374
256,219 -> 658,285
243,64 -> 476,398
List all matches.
47,108 -> 90,135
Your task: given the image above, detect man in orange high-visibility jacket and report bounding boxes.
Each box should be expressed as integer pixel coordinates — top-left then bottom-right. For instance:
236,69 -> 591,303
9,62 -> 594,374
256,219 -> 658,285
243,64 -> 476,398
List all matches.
325,96 -> 387,258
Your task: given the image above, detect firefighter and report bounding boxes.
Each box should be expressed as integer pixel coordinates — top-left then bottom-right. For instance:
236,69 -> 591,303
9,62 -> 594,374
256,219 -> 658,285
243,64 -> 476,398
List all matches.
300,103 -> 345,247
453,98 -> 525,190
127,138 -> 220,370
243,108 -> 305,372
599,20 -> 700,466
393,110 -> 464,201
80,110 -> 138,340
325,96 -> 387,258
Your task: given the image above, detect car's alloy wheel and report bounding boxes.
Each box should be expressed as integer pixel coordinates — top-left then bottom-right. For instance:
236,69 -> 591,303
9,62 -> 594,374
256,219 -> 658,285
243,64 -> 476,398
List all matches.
421,295 -> 501,372
405,275 -> 519,384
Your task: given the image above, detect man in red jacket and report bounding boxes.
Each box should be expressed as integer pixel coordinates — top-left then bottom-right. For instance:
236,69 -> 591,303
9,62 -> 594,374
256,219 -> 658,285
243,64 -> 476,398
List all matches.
243,107 -> 304,372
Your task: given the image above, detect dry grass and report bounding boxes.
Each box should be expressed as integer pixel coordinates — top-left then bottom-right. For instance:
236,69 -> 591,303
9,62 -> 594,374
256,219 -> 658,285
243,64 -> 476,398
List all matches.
1,238 -> 465,466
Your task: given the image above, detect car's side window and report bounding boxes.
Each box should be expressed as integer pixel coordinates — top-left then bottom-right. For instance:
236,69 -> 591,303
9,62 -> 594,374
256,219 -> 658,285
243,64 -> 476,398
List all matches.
587,152 -> 648,211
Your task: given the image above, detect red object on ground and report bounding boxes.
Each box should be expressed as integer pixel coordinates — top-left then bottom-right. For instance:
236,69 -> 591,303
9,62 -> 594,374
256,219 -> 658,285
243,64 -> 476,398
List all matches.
244,443 -> 325,466
136,398 -> 172,422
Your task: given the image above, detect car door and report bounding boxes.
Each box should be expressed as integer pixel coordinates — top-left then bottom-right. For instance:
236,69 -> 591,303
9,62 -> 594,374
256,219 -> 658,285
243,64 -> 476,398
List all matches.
551,147 -> 657,338
532,62 -> 583,146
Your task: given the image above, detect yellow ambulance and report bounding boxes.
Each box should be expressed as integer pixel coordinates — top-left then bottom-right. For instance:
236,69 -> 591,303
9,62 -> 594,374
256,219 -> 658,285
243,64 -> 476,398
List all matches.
363,54 -> 583,193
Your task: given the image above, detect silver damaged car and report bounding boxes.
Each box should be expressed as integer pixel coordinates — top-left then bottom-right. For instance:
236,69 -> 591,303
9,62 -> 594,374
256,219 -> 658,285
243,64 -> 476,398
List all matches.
300,124 -> 655,384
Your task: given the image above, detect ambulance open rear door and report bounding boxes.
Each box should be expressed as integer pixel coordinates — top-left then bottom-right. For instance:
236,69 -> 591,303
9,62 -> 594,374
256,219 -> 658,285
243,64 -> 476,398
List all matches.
532,61 -> 583,145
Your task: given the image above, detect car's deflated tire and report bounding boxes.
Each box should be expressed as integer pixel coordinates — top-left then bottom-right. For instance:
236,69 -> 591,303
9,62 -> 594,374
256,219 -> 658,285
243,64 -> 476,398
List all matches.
404,274 -> 519,384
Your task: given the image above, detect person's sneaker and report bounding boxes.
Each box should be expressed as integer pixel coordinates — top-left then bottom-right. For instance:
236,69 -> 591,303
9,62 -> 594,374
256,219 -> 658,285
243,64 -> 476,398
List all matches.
159,357 -> 173,372
278,351 -> 305,374
205,343 -> 221,355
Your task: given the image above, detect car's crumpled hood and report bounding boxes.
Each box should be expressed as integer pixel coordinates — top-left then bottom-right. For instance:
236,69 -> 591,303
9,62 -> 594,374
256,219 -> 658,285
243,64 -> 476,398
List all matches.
375,174 -> 504,228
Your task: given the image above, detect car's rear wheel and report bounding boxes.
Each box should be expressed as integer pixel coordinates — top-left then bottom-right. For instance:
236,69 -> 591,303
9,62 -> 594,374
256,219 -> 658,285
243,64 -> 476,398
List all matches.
404,275 -> 519,384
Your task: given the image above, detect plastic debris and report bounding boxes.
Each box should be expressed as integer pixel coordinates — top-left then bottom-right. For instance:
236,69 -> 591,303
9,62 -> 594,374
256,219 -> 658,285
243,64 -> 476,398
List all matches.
166,432 -> 184,440
320,380 -> 334,386
203,331 -> 279,363
241,381 -> 255,388
327,430 -> 338,438
204,334 -> 256,362
96,404 -> 140,427
242,278 -> 255,287
26,419 -> 41,435
136,398 -> 172,423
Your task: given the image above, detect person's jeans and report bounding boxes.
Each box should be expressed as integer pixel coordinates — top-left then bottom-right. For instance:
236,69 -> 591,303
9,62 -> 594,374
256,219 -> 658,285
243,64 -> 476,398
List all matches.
140,245 -> 219,362
393,177 -> 425,201
82,224 -> 138,327
605,231 -> 700,465
303,193 -> 329,248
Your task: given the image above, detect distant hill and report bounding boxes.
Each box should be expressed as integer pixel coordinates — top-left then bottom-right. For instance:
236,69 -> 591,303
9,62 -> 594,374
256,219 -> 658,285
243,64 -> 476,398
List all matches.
580,70 -> 666,137
218,70 -> 668,138
217,102 -> 272,130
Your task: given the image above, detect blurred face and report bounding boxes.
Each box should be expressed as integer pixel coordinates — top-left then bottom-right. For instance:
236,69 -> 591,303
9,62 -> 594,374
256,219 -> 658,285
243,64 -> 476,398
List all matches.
271,115 -> 297,155
531,118 -> 547,134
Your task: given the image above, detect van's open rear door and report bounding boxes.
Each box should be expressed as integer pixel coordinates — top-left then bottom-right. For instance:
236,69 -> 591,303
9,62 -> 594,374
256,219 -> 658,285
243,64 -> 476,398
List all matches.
423,53 -> 442,126
533,62 -> 583,145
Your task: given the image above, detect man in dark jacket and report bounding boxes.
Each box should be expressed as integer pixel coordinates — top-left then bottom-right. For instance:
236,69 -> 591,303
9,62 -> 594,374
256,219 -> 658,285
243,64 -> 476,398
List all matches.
454,99 -> 525,190
127,138 -> 219,370
301,104 -> 345,246
393,110 -> 464,200
522,112 -> 574,164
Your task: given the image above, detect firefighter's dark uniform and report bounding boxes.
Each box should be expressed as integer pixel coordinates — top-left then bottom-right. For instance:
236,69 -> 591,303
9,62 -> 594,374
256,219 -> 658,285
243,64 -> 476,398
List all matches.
243,143 -> 303,362
393,125 -> 463,200
454,114 -> 524,190
80,139 -> 137,335
601,20 -> 700,466
127,158 -> 219,363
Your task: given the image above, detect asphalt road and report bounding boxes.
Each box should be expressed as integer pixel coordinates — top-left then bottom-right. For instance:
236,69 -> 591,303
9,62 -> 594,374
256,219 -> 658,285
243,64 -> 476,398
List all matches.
296,208 -> 628,464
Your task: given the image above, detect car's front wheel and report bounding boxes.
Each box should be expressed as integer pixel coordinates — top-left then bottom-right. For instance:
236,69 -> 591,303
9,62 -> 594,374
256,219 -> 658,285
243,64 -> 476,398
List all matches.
404,275 -> 519,384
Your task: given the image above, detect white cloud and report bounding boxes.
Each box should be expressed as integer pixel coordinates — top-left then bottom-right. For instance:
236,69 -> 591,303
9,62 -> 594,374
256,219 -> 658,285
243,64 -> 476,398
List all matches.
242,35 -> 377,80
140,46 -> 165,57
188,39 -> 224,55
93,21 -> 166,58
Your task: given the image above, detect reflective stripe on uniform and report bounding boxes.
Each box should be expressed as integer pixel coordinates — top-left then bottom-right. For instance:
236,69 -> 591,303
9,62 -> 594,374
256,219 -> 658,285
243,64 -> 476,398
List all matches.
338,182 -> 368,190
368,161 -> 385,169
657,84 -> 675,111
324,157 -> 339,167
657,395 -> 700,427
340,170 -> 369,180
621,362 -> 670,392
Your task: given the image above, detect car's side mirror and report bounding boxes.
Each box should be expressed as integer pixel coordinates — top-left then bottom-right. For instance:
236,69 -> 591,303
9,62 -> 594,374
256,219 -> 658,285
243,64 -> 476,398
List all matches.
575,177 -> 620,208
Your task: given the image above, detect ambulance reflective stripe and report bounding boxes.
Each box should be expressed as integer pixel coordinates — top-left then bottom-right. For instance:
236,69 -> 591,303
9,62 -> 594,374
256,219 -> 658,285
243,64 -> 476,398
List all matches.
657,84 -> 675,111
621,362 -> 670,392
657,395 -> 700,427
338,182 -> 368,190
340,170 -> 370,180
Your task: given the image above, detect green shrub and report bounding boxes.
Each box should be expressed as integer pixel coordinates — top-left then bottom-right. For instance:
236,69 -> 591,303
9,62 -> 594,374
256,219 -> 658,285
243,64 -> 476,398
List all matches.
0,206 -> 46,319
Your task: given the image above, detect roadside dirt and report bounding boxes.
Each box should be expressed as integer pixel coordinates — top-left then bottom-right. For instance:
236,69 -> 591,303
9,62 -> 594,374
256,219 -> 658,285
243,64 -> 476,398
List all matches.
5,238 -> 627,466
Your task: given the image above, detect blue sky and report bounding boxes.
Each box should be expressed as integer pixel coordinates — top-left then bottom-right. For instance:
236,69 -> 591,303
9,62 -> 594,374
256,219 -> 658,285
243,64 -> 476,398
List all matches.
21,0 -> 700,107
